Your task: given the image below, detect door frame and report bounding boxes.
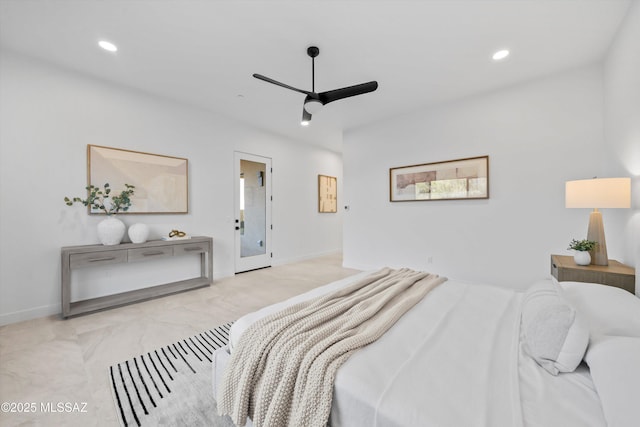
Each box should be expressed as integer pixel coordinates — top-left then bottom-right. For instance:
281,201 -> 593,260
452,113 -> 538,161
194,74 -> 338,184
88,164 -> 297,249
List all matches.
234,151 -> 272,273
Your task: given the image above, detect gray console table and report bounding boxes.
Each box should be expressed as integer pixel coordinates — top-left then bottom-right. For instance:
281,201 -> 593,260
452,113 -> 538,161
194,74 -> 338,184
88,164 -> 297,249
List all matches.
61,236 -> 213,318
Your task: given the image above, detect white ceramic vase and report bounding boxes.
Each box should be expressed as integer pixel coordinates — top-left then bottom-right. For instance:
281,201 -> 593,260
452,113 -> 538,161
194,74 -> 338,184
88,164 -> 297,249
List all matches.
97,216 -> 126,245
573,250 -> 591,266
128,223 -> 150,244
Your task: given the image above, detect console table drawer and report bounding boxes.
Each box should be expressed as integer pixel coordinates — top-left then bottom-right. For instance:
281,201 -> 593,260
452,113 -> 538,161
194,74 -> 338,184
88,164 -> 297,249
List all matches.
128,246 -> 174,262
70,250 -> 127,269
174,242 -> 209,255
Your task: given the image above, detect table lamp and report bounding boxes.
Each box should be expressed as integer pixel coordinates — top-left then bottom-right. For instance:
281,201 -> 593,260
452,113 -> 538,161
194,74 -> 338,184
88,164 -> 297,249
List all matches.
565,177 -> 631,266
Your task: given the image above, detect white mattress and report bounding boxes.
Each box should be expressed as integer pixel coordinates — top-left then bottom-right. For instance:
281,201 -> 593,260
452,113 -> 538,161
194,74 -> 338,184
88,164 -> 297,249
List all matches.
217,271 -> 606,427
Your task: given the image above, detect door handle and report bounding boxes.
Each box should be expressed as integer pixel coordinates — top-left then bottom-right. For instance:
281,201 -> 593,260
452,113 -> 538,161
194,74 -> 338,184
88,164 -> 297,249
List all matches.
235,226 -> 240,230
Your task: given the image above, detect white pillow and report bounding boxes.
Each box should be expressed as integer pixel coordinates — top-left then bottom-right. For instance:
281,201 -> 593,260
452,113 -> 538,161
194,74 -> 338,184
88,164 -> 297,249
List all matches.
584,335 -> 640,427
521,280 -> 589,375
559,281 -> 640,338
557,283 -> 640,426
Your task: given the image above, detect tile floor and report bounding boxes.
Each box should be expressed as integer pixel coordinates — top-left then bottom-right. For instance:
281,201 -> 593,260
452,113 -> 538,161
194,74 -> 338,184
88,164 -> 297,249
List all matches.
0,253 -> 359,426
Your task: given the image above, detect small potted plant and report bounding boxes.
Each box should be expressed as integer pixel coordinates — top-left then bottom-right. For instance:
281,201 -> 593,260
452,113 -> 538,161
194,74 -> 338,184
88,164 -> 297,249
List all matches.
65,183 -> 135,245
568,238 -> 596,266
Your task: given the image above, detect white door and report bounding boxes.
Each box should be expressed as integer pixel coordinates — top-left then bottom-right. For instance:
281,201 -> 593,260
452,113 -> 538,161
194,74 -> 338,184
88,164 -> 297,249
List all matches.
234,152 -> 272,273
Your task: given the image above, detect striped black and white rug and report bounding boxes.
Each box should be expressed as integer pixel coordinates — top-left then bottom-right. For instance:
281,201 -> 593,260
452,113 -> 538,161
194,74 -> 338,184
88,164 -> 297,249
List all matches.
109,322 -> 235,427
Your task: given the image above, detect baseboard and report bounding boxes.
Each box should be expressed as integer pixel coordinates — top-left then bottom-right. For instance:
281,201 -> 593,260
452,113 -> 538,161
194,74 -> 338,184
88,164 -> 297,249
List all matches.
0,303 -> 60,326
272,249 -> 342,266
342,261 -> 379,272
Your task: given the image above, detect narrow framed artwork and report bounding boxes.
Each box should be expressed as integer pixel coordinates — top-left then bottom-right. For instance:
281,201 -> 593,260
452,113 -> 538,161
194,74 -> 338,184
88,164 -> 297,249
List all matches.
318,175 -> 337,213
389,155 -> 489,202
87,145 -> 189,214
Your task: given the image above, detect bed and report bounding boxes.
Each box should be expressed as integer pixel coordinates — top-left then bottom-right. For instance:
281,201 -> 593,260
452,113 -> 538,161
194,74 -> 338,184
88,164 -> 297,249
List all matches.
212,268 -> 640,427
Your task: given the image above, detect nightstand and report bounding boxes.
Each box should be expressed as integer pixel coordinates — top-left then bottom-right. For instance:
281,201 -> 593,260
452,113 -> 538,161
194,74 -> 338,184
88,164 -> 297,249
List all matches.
551,254 -> 635,294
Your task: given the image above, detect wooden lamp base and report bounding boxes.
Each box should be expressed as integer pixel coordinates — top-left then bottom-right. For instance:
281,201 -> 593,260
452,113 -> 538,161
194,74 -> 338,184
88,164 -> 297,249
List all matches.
586,208 -> 608,266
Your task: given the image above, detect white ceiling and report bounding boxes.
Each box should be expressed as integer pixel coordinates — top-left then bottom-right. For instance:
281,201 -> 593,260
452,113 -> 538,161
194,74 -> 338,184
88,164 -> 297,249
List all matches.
0,0 -> 631,152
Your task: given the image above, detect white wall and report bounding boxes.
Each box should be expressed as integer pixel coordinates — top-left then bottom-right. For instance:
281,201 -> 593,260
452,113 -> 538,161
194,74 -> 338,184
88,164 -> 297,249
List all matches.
343,65 -> 610,289
0,51 -> 343,325
603,0 -> 640,293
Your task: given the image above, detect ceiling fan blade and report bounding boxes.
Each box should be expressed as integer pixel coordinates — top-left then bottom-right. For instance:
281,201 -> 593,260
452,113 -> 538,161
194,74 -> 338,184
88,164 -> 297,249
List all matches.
301,107 -> 312,125
318,81 -> 378,105
253,74 -> 313,96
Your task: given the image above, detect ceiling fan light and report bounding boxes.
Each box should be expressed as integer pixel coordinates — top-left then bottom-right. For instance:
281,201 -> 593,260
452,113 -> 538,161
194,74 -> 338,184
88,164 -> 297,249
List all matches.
304,99 -> 324,114
98,40 -> 118,52
492,49 -> 509,61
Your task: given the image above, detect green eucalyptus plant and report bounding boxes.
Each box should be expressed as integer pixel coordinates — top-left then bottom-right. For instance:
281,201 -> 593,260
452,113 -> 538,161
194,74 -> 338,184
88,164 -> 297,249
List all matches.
568,239 -> 596,252
64,183 -> 135,215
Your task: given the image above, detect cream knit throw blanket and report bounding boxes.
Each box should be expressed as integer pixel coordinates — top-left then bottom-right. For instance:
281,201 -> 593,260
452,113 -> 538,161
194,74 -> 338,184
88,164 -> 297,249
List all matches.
217,268 -> 446,427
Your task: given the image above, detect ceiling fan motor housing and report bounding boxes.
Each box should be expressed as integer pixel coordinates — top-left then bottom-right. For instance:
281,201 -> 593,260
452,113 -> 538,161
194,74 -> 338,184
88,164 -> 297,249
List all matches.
304,98 -> 324,114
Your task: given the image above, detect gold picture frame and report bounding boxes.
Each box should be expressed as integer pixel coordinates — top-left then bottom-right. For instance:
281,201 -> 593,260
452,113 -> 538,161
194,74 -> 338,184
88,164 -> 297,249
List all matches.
390,155 -> 489,202
87,145 -> 188,214
318,175 -> 337,213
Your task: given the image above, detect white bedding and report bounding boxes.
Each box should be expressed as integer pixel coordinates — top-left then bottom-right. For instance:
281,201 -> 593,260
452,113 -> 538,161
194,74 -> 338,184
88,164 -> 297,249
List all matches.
215,272 -> 609,427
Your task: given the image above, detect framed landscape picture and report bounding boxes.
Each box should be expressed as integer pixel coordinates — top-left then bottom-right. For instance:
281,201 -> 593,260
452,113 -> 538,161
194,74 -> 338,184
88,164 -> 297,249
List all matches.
390,155 -> 489,202
318,175 -> 337,213
88,145 -> 188,214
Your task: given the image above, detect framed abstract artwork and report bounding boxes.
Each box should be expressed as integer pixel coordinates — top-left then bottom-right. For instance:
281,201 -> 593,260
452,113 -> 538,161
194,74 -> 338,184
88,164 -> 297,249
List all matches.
87,145 -> 188,214
318,175 -> 337,213
390,155 -> 489,202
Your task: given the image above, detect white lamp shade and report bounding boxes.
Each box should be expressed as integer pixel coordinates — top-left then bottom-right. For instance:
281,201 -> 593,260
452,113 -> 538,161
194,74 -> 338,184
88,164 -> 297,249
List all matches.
565,177 -> 631,209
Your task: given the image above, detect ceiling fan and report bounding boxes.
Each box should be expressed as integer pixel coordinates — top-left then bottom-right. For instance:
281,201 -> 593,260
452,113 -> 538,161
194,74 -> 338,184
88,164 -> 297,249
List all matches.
253,46 -> 378,126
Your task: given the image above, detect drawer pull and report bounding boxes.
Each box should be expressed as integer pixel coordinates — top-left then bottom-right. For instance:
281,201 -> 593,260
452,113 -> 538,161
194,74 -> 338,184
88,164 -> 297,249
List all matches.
143,251 -> 166,257
184,247 -> 204,252
88,256 -> 117,262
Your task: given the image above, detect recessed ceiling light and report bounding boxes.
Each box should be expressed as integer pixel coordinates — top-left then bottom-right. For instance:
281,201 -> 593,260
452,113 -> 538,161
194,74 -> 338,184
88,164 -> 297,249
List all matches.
492,49 -> 509,61
98,40 -> 118,52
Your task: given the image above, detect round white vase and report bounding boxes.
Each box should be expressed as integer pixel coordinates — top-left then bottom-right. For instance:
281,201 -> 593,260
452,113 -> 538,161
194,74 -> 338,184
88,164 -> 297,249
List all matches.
128,223 -> 150,244
573,250 -> 591,266
97,216 -> 126,245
